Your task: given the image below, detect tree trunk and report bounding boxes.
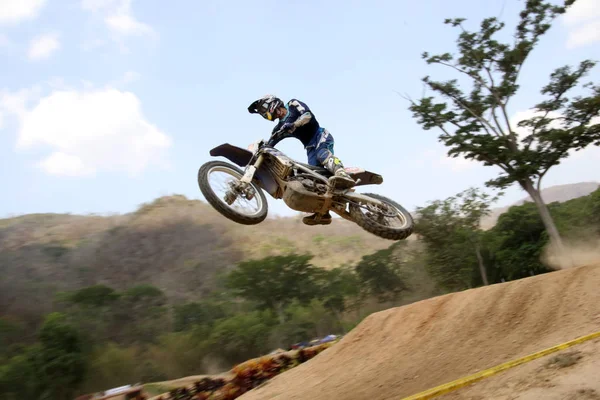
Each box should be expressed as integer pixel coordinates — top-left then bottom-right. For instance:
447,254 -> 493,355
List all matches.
522,180 -> 564,252
275,302 -> 285,324
474,242 -> 489,286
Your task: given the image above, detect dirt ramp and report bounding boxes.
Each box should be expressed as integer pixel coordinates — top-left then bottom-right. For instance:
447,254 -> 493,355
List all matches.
239,264 -> 600,400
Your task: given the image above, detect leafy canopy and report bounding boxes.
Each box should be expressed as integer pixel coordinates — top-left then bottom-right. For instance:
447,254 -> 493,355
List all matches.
225,254 -> 325,311
408,0 -> 600,191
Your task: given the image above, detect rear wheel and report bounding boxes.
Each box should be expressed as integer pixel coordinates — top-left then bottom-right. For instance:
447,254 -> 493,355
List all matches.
198,160 -> 268,225
348,193 -> 413,240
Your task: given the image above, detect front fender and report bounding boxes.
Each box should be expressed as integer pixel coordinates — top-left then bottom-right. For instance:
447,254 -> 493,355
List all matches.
209,143 -> 280,198
209,143 -> 253,167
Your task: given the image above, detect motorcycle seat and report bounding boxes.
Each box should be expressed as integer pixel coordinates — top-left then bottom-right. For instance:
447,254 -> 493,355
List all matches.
297,162 -> 332,176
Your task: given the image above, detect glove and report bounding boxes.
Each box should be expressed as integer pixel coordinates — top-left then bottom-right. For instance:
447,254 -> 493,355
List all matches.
282,122 -> 296,132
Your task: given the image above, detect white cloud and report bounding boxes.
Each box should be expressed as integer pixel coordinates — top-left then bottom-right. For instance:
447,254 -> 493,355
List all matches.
2,86 -> 171,177
28,33 -> 60,61
562,0 -> 600,48
566,20 -> 600,49
0,86 -> 42,119
106,12 -> 154,37
563,0 -> 600,25
0,0 -> 46,24
81,0 -> 156,38
38,152 -> 93,177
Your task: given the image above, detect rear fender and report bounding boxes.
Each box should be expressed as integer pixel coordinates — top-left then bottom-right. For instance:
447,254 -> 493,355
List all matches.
344,191 -> 385,206
344,167 -> 383,186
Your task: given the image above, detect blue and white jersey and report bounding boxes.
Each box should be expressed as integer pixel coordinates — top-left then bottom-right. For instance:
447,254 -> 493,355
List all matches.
269,99 -> 321,147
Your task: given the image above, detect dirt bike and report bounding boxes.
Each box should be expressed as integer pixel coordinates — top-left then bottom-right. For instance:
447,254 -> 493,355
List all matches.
197,130 -> 414,240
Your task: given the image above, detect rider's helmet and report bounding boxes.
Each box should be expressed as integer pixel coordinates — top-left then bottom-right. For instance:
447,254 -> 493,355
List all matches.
247,95 -> 284,121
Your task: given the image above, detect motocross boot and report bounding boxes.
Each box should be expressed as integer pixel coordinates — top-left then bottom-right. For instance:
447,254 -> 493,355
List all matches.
324,155 -> 355,190
302,211 -> 333,226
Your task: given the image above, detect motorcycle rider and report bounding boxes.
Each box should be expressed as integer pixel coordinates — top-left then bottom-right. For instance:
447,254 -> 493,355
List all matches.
248,94 -> 355,226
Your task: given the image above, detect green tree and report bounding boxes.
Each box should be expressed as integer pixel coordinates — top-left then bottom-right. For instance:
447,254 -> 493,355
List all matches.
147,331 -> 209,379
122,284 -> 166,304
80,343 -> 140,393
208,311 -> 276,366
173,301 -> 226,332
271,300 -> 342,348
0,349 -> 38,400
0,318 -> 25,362
486,202 -> 552,280
355,247 -> 407,302
225,254 -> 324,321
57,285 -> 121,346
417,187 -> 501,287
59,284 -> 168,346
590,189 -> 600,230
1,313 -> 88,400
35,313 -> 87,400
115,284 -> 169,344
66,284 -> 120,307
555,187 -> 600,236
407,0 -> 600,253
319,266 -> 361,314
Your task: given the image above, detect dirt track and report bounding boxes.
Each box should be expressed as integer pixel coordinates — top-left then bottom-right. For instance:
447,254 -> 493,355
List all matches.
239,264 -> 600,400
438,338 -> 600,400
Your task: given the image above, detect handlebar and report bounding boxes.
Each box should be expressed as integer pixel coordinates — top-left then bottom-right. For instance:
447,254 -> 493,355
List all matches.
272,127 -> 286,136
258,127 -> 286,149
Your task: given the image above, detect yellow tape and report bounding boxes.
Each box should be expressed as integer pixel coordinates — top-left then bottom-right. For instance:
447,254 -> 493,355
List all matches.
401,330 -> 600,400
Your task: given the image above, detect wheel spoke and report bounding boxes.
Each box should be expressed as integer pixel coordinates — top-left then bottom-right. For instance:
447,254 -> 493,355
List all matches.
206,166 -> 264,217
359,198 -> 408,228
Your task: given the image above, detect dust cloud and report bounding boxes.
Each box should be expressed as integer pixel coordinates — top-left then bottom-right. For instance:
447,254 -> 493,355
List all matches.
541,237 -> 600,270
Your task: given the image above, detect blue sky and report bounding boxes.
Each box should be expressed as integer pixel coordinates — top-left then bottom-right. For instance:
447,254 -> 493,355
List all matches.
1,0 -> 599,218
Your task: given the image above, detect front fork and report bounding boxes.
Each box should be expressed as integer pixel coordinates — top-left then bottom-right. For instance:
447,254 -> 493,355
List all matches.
224,154 -> 264,205
239,154 -> 264,184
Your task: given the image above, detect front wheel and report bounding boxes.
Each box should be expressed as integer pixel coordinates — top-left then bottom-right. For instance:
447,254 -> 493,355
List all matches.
348,193 -> 414,240
198,160 -> 268,225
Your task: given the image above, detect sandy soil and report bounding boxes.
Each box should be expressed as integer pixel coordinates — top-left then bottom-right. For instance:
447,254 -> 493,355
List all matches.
238,264 -> 600,400
438,337 -> 600,399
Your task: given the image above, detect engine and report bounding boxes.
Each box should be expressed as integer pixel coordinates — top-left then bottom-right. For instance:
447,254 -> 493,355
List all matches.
282,178 -> 327,213
296,176 -> 327,195
263,153 -> 293,179
301,178 -> 314,190
290,174 -> 327,194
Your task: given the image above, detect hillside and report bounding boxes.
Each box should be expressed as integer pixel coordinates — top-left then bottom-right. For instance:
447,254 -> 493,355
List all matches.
238,263 -> 600,400
2,181 -> 597,327
0,195 -> 391,325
